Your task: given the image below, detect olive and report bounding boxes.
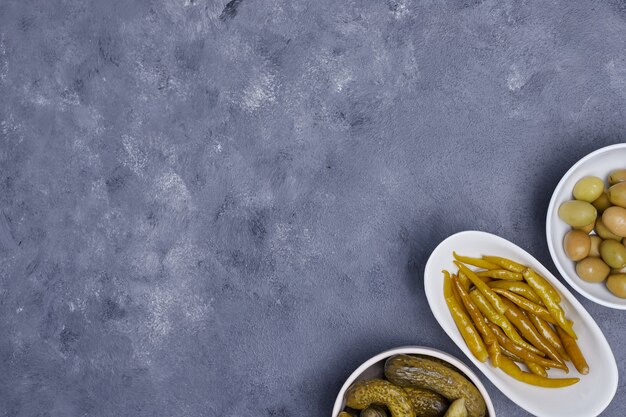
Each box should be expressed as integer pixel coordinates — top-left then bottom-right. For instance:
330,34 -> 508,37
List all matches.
589,235 -> 603,257
558,200 -> 597,228
602,206 -> 626,237
563,230 -> 591,261
596,218 -> 622,241
608,182 -> 626,208
575,222 -> 595,234
600,239 -> 626,269
573,176 -> 605,202
606,274 -> 626,298
576,257 -> 610,283
592,191 -> 612,213
608,169 -> 626,185
612,265 -> 626,274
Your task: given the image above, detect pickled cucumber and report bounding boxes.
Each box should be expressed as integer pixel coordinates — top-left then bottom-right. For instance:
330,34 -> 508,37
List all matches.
443,399 -> 467,417
361,405 -> 388,417
384,355 -> 486,417
403,387 -> 448,417
414,354 -> 460,372
345,379 -> 415,417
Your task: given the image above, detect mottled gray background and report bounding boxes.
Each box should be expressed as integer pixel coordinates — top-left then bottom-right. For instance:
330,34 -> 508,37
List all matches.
1,0 -> 625,416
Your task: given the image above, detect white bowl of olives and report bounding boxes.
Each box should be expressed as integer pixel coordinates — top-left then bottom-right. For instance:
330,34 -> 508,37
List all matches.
547,143 -> 626,309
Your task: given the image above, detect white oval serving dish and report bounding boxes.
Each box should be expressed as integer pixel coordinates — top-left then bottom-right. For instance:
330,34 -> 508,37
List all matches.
424,230 -> 618,417
546,143 -> 626,309
332,345 -> 496,417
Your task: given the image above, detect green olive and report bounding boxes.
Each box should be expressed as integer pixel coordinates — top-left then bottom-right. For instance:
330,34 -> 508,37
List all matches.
558,200 -> 597,227
573,176 -> 605,202
612,265 -> 626,274
592,191 -> 612,213
576,257 -> 610,283
606,274 -> 626,298
602,206 -> 626,237
576,222 -> 595,234
563,230 -> 591,261
600,239 -> 626,269
608,182 -> 626,208
608,169 -> 626,185
589,235 -> 603,257
596,217 -> 622,240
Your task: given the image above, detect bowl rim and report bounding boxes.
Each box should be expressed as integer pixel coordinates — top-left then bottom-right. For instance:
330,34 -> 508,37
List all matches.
331,345 -> 496,417
546,143 -> 626,309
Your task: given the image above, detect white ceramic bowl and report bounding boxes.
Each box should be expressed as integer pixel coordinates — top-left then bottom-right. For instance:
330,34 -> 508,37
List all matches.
332,346 -> 496,417
424,231 -> 618,417
546,143 -> 626,309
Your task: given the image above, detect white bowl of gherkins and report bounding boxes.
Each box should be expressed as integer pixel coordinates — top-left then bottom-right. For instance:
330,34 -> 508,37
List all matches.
332,346 -> 496,417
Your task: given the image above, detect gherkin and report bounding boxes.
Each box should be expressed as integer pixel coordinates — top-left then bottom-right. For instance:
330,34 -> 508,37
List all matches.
384,355 -> 486,417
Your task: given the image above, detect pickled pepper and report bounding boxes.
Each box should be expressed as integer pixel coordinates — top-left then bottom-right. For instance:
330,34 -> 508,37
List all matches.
469,289 -> 545,357
522,268 -> 575,339
492,288 -> 556,324
498,357 -> 579,388
527,313 -> 570,362
451,274 -> 467,312
557,327 -> 589,375
455,261 -> 508,315
482,256 -> 526,273
453,276 -> 501,367
501,298 -> 567,367
453,252 -> 499,270
443,271 -> 488,362
526,361 -> 548,377
457,271 -> 471,292
477,269 -> 523,281
487,280 -> 543,304
500,347 -> 525,363
487,322 -> 567,371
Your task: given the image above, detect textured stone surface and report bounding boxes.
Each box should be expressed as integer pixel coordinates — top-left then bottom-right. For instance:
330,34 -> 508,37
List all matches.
1,1 -> 626,416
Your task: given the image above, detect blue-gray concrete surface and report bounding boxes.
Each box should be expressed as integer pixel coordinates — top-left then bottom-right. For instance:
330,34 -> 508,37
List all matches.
1,0 -> 626,416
